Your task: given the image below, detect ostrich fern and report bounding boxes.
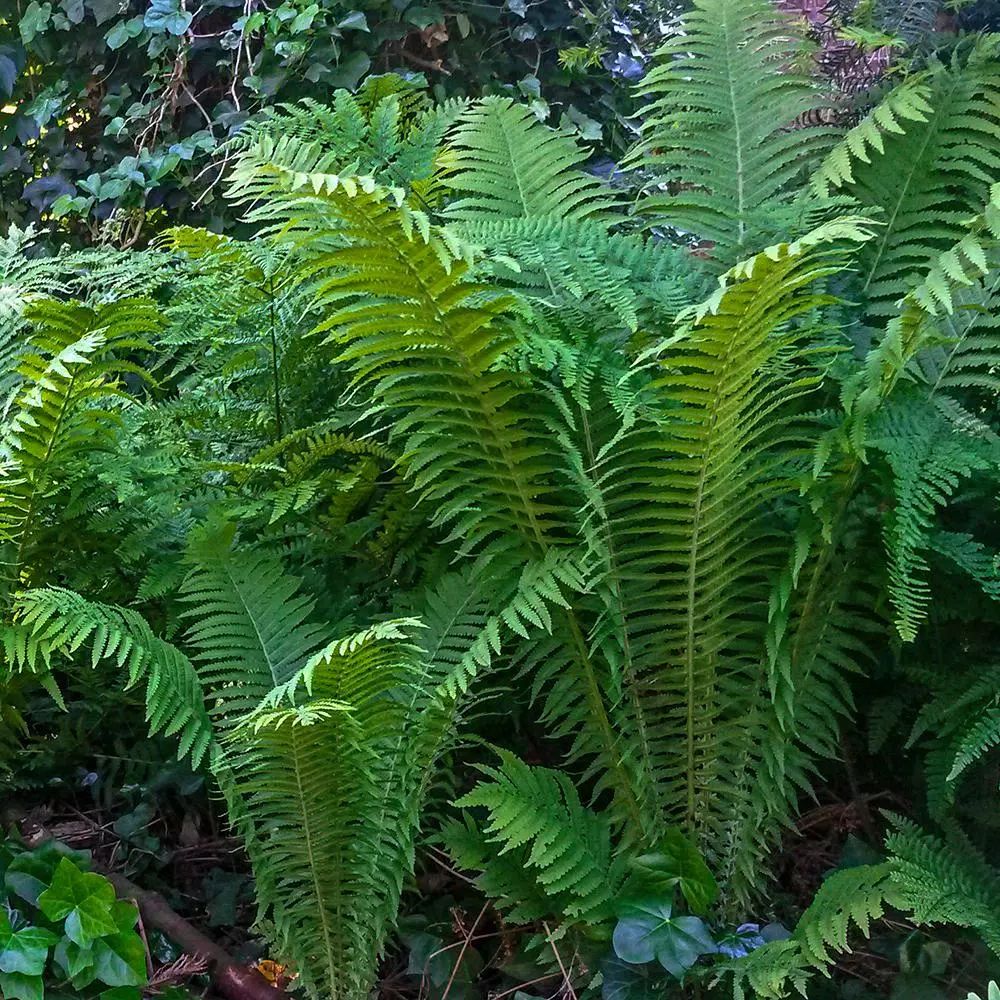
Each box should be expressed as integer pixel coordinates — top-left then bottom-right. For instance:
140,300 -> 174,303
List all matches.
4,6 -> 1000,995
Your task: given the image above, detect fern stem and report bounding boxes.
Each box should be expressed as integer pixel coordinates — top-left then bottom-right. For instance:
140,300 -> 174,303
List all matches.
564,610 -> 645,838
267,274 -> 283,441
287,727 -> 341,1000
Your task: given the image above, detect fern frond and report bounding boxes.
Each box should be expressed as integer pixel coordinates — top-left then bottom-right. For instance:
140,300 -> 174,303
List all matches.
727,864 -> 893,999
870,404 -> 994,640
224,621 -> 428,1000
453,749 -> 625,924
179,528 -> 331,727
226,168 -> 564,562
630,0 -> 832,265
12,587 -> 214,767
845,42 -> 1000,316
0,298 -> 159,597
810,73 -> 933,196
443,97 -> 617,224
887,815 -> 1000,955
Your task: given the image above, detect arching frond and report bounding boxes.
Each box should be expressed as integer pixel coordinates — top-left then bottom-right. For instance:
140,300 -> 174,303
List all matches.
11,587 -> 214,767
844,42 -> 1000,316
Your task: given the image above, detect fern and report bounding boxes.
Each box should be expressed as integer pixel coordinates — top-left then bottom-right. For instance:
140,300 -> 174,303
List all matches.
630,0 -> 832,266
870,403 -> 994,641
810,73 -> 933,196
0,298 -> 159,598
179,527 -> 331,727
728,864 -> 894,999
225,620 -> 427,1000
886,816 -> 1000,955
11,587 -> 214,767
443,97 -> 617,224
843,40 -> 1000,317
452,749 -> 626,924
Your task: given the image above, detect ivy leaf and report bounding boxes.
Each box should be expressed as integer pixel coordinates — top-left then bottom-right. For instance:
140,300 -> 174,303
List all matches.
19,2 -> 53,44
105,17 -> 145,50
0,971 -> 44,1000
53,936 -> 97,982
86,0 -> 121,24
37,857 -> 119,947
144,0 -> 193,36
0,911 -> 58,976
626,829 -> 719,916
4,841 -> 82,906
337,11 -> 368,31
91,933 -> 147,987
612,898 -> 716,980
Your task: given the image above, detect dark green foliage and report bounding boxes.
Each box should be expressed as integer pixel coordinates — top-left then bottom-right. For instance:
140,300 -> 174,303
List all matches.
0,0 -> 686,243
0,837 -> 147,1000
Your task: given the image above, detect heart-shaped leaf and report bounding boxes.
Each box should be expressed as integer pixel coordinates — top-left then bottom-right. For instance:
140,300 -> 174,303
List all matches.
92,932 -> 147,987
627,829 -> 718,915
612,898 -> 716,980
0,971 -> 44,1000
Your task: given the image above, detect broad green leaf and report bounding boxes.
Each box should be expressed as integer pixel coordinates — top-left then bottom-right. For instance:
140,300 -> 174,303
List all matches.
19,2 -> 53,44
92,933 -> 147,987
0,971 -> 44,1000
53,937 -> 97,981
626,828 -> 718,915
37,857 -> 119,947
612,898 -> 716,980
0,911 -> 57,976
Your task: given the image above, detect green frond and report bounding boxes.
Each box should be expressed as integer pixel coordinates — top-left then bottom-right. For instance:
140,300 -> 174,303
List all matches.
226,167 -> 565,562
727,864 -> 893,999
451,216 -> 707,329
223,621 -> 428,1000
443,96 -> 618,224
844,43 -> 1000,316
0,298 -> 160,596
179,529 -> 331,727
870,404 -> 994,641
11,587 -> 214,767
0,226 -> 68,393
452,749 -> 625,924
232,76 -> 465,198
630,0 -> 832,265
794,864 -> 893,967
886,815 -> 1000,955
590,226 -> 867,862
810,74 -> 933,197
